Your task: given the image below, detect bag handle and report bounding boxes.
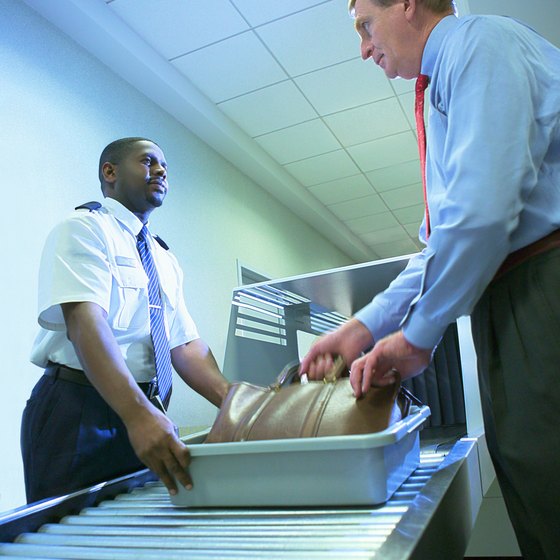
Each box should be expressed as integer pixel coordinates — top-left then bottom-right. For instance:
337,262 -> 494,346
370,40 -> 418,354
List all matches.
273,359 -> 423,420
274,361 -> 300,388
274,356 -> 347,388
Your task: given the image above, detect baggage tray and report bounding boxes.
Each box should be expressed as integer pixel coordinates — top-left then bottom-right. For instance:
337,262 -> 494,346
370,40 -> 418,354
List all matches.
172,405 -> 430,507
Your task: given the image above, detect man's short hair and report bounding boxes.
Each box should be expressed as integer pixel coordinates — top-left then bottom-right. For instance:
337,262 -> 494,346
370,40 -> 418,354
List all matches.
348,0 -> 454,14
98,137 -> 159,190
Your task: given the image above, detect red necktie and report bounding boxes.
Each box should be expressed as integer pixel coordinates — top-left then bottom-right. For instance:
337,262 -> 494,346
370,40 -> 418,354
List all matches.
415,74 -> 430,238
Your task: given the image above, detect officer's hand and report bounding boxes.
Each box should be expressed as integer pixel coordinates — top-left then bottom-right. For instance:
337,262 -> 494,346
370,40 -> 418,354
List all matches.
125,407 -> 192,496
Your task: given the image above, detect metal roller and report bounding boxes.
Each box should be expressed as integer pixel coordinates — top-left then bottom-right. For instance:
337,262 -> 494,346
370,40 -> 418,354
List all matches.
1,449 -> 480,559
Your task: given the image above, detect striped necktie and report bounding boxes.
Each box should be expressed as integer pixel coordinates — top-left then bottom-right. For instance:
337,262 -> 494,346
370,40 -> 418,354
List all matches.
137,226 -> 173,408
415,73 -> 431,238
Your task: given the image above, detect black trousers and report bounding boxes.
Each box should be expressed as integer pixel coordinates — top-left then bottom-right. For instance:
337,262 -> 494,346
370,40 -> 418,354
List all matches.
471,247 -> 560,560
21,373 -> 144,504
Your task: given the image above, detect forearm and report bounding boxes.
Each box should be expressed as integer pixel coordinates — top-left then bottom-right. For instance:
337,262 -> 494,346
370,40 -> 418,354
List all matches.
62,301 -> 194,495
172,339 -> 230,407
354,251 -> 428,343
62,301 -> 153,424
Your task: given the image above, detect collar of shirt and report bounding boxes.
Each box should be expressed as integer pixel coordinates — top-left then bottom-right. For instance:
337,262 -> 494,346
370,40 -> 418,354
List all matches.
102,198 -> 147,238
421,14 -> 459,78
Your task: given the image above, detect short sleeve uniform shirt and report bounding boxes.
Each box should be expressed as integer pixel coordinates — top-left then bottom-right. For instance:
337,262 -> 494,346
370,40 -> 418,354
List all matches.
30,198 -> 199,382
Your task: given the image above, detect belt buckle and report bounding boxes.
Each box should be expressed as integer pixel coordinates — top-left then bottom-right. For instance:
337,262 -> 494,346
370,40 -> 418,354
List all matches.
150,394 -> 167,414
146,379 -> 159,400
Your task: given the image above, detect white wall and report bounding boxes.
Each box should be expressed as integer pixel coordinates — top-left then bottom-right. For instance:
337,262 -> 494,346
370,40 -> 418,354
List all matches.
0,0 -> 353,512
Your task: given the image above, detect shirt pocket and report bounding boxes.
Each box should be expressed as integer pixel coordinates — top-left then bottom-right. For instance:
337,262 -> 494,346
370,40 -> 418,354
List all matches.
111,257 -> 149,330
154,256 -> 179,315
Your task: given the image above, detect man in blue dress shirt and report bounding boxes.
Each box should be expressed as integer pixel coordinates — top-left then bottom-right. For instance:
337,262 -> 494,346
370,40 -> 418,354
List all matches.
301,1 -> 560,558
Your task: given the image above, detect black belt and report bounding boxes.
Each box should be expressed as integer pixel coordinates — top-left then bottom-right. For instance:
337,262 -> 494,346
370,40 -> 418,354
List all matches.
44,362 -> 160,400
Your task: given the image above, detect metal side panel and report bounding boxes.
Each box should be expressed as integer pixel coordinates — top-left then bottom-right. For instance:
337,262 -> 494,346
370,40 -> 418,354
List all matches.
377,439 -> 482,560
0,439 -> 480,559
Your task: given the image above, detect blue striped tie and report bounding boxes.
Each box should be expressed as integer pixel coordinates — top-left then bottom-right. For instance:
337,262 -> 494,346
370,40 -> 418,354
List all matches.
137,226 -> 173,408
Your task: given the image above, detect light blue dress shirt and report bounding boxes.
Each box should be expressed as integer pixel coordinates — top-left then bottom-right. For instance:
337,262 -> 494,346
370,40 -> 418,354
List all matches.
356,14 -> 560,349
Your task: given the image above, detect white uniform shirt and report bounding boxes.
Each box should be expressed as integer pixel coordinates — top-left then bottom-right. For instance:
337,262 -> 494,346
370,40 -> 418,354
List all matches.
30,198 -> 199,382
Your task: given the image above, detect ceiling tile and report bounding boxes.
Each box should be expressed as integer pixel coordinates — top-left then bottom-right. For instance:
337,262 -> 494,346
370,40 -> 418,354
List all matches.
391,77 -> 415,95
218,81 -> 317,137
284,150 -> 360,187
368,238 -> 420,258
255,119 -> 341,165
346,211 -> 400,235
404,222 -> 422,238
48,0 -> 559,266
231,0 -> 328,27
256,2 -> 358,76
172,32 -> 287,103
349,131 -> 418,172
380,182 -> 424,210
360,226 -> 410,245
366,159 -> 421,192
327,194 -> 386,221
307,174 -> 374,205
324,97 -> 410,147
108,0 -> 249,59
295,58 -> 394,116
399,87 -> 430,135
399,91 -> 418,131
394,203 -> 425,224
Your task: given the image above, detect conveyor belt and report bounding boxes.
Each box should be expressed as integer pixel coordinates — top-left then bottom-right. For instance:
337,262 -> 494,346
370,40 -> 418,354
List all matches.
0,441 -> 479,560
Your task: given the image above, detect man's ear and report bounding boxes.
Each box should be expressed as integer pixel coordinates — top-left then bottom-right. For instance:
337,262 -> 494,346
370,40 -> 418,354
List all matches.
404,0 -> 417,20
102,162 -> 117,185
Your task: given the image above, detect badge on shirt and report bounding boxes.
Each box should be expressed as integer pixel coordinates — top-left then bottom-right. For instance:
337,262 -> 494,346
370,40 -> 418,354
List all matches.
115,256 -> 137,268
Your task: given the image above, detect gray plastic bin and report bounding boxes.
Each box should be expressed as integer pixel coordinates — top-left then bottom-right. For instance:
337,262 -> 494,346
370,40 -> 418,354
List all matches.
172,405 -> 430,507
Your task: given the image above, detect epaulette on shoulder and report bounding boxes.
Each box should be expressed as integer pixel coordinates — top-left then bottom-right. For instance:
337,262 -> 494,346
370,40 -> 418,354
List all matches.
75,201 -> 102,212
154,235 -> 169,250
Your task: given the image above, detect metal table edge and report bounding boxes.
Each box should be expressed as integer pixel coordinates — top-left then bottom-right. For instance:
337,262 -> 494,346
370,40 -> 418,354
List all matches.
375,438 -> 480,560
